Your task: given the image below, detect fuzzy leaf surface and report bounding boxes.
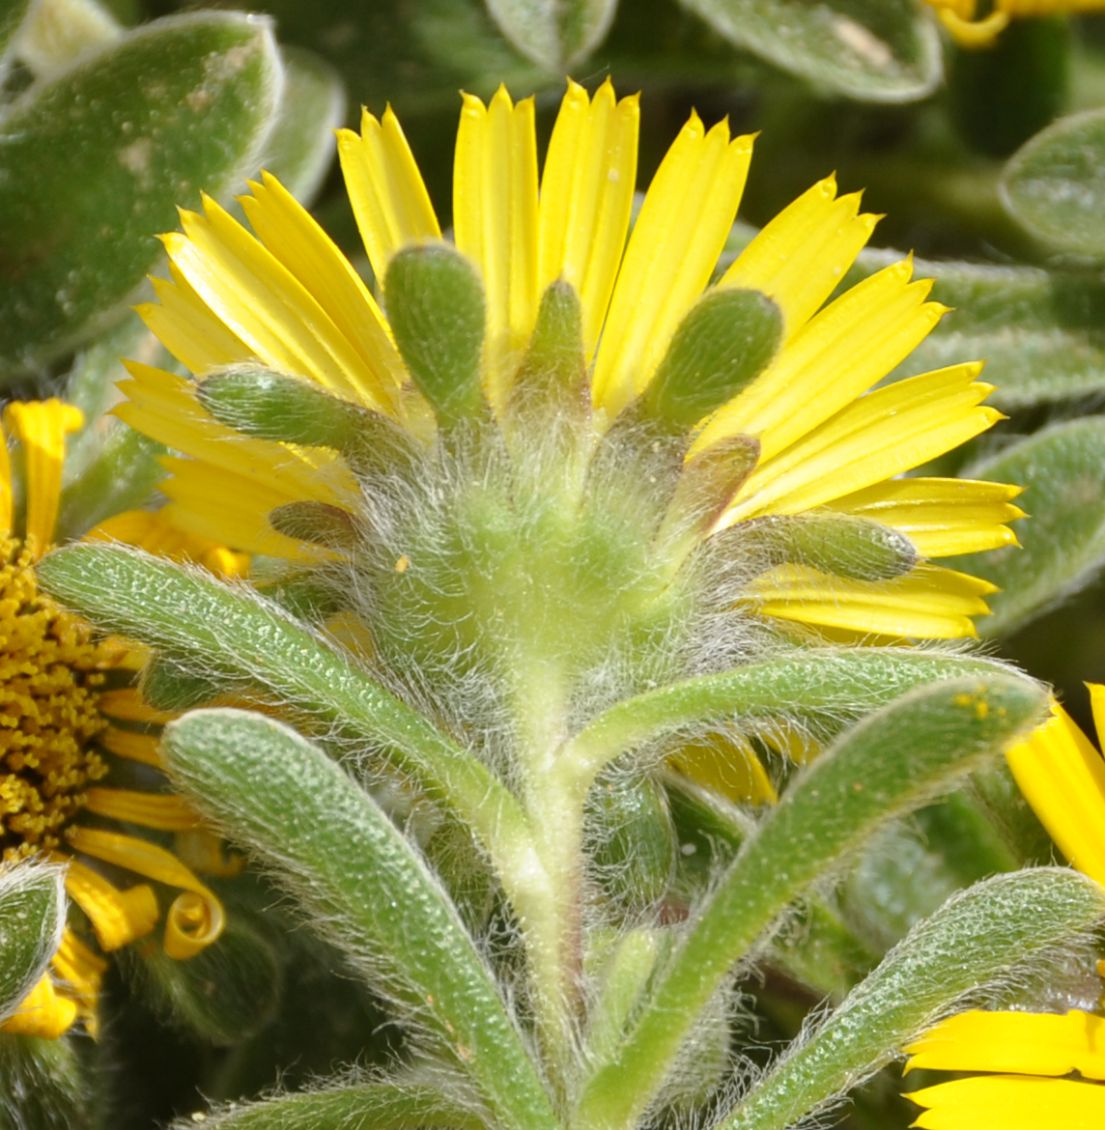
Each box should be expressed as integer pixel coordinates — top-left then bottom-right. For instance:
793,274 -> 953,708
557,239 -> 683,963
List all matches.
573,672 -> 1046,1130
485,0 -> 616,69
676,0 -> 940,102
162,708 -> 557,1130
952,418 -> 1105,636
722,869 -> 1105,1130
566,648 -> 1026,785
0,12 -> 281,369
1001,108 -> 1105,255
174,1081 -> 486,1130
0,865 -> 65,1024
35,543 -> 527,866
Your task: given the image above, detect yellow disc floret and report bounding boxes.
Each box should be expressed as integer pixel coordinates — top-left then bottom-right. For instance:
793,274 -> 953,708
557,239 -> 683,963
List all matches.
0,536 -> 113,864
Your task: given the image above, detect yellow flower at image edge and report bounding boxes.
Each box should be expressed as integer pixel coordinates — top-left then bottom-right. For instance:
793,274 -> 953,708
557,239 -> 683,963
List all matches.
117,78 -> 1022,647
903,686 -> 1105,1128
0,400 -> 237,1040
924,0 -> 1105,48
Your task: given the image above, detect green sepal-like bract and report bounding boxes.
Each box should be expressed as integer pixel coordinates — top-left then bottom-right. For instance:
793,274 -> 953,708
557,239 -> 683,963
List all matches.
641,287 -> 781,433
0,864 -> 65,1028
385,244 -> 487,429
197,367 -> 414,475
723,512 -> 918,582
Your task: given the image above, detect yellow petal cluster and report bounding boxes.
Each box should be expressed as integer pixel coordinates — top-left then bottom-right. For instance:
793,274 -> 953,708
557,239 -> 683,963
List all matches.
0,400 -> 234,1039
119,79 -> 1021,643
925,0 -> 1105,48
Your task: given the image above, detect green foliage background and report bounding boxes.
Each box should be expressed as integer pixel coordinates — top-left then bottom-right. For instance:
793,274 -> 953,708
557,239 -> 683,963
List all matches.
4,2 -> 1105,1128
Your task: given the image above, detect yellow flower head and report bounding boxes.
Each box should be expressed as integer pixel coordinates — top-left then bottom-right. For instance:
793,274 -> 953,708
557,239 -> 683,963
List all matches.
119,79 -> 1020,660
925,0 -> 1105,48
0,400 -> 237,1039
903,686 -> 1105,1127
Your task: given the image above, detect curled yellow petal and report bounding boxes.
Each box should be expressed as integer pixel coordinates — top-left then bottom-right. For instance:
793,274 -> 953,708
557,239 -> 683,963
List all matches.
164,888 -> 225,960
65,861 -> 159,952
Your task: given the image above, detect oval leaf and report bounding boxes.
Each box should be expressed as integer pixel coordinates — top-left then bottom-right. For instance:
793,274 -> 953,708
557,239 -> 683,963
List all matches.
677,0 -> 941,103
1001,108 -> 1105,255
263,46 -> 345,203
953,418 -> 1105,637
485,0 -> 617,70
0,11 -> 282,369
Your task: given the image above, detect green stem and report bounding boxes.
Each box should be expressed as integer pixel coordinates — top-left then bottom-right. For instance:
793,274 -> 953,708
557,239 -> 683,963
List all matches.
512,655 -> 584,1088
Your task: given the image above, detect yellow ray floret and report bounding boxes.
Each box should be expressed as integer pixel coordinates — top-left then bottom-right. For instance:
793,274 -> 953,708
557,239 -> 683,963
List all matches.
3,400 -> 83,553
1004,689 -> 1105,888
537,78 -> 639,362
121,79 -> 1017,645
454,86 -> 539,412
671,733 -> 778,805
908,1074 -> 1105,1129
163,196 -> 404,413
337,103 -> 442,281
159,457 -> 336,561
241,172 -> 409,405
696,258 -> 944,463
925,0 -> 1105,48
746,563 -> 995,639
138,264 -> 252,375
83,788 -> 201,831
1,969 -> 78,1039
86,508 -> 247,577
905,1009 -> 1105,1079
829,478 -> 1024,557
114,362 -> 354,547
722,365 -> 1000,526
591,113 -> 754,419
719,176 -> 878,339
